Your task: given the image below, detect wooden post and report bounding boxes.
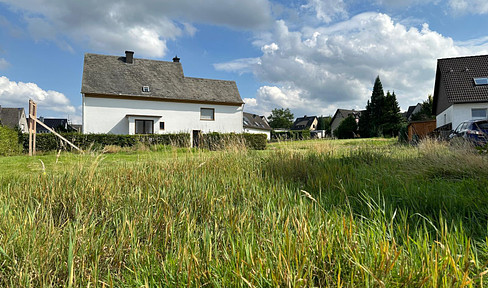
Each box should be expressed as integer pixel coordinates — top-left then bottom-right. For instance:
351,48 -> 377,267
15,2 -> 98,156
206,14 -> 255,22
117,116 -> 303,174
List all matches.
32,101 -> 37,155
28,100 -> 36,156
28,99 -> 83,156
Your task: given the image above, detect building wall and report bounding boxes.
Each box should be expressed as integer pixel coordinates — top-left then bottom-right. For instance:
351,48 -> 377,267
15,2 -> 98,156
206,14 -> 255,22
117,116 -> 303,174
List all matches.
436,103 -> 488,129
83,95 -> 243,134
243,127 -> 271,140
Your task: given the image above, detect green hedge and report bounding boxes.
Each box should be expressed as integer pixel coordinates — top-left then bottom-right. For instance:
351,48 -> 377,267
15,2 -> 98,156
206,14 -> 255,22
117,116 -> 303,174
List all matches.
20,132 -> 267,152
271,130 -> 311,141
21,133 -> 191,152
0,125 -> 22,156
199,133 -> 267,150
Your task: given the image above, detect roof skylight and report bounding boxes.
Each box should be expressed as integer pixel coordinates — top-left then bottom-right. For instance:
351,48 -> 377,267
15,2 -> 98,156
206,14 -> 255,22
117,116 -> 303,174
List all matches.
474,78 -> 488,86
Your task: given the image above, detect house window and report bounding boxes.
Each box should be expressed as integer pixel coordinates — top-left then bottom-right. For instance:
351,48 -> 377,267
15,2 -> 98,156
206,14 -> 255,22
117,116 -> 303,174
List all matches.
135,120 -> 153,134
472,108 -> 487,118
200,108 -> 215,121
159,122 -> 165,130
142,86 -> 150,92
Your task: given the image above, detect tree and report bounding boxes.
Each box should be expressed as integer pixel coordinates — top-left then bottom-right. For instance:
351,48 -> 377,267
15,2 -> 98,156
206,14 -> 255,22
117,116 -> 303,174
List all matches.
359,76 -> 402,137
268,108 -> 294,129
334,115 -> 358,139
410,95 -> 434,121
317,116 -> 332,132
381,91 -> 403,136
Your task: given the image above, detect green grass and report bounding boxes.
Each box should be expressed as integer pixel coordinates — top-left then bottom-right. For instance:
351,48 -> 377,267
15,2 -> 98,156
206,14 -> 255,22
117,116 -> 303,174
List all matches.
1,139 -> 488,287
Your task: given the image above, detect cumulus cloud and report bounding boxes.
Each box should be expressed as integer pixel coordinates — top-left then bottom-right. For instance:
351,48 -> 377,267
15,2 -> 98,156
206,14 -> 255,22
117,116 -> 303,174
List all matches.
0,0 -> 273,57
0,76 -> 76,116
220,13 -> 488,116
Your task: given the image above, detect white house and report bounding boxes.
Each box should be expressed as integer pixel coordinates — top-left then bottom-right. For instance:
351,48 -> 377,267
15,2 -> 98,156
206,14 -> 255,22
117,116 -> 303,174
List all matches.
81,51 -> 244,140
243,112 -> 272,140
433,55 -> 488,130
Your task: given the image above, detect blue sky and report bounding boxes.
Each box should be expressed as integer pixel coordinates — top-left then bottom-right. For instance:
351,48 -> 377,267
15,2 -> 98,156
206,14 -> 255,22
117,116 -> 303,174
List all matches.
1,0 -> 488,123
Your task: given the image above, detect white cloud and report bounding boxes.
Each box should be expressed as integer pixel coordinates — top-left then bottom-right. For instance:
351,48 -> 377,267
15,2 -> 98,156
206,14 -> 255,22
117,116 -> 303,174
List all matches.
448,0 -> 488,15
0,0 -> 273,58
223,13 -> 488,116
302,0 -> 348,23
213,58 -> 261,74
0,76 -> 76,117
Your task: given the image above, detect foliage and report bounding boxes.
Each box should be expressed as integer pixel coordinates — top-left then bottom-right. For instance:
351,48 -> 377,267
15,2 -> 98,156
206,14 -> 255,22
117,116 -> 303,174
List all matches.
271,129 -> 311,141
1,139 -> 488,286
410,95 -> 435,121
21,133 -> 191,152
334,115 -> 358,139
317,115 -> 332,133
359,76 -> 402,137
267,108 -> 294,129
397,123 -> 409,143
0,125 -> 22,156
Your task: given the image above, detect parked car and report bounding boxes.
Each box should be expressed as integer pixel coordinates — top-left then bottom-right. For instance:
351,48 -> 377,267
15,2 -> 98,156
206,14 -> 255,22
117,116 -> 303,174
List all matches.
449,119 -> 488,145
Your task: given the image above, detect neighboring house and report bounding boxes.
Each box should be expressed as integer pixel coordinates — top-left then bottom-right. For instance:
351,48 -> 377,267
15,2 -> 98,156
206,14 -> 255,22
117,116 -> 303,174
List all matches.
433,54 -> 488,130
405,103 -> 422,121
0,106 -> 28,133
291,116 -> 318,130
33,117 -> 77,133
243,112 -> 272,140
81,51 -> 244,140
330,109 -> 362,137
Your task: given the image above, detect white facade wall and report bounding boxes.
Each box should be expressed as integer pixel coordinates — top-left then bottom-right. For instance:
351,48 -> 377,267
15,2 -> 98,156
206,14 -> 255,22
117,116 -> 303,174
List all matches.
436,103 -> 488,129
83,96 -> 243,134
243,127 -> 271,140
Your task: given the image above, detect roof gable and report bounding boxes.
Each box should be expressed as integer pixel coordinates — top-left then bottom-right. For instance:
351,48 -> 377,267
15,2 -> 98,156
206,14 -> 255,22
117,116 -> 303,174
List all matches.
81,53 -> 243,105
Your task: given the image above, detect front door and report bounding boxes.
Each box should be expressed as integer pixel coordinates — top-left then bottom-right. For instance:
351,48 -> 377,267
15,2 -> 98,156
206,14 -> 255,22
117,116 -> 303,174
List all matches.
192,130 -> 201,148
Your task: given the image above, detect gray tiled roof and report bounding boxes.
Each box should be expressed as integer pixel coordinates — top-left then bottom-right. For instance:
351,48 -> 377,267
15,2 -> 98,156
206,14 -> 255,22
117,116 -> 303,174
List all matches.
243,112 -> 272,131
438,54 -> 488,103
0,107 -> 23,128
331,109 -> 362,124
81,53 -> 243,105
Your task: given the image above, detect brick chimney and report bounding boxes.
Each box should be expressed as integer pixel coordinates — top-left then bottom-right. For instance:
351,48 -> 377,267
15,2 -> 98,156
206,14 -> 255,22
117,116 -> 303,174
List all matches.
125,51 -> 134,64
173,55 -> 180,63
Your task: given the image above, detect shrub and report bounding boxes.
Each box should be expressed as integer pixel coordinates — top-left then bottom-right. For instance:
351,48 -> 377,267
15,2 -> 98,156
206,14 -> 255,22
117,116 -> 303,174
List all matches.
334,115 -> 358,139
271,130 -> 311,141
21,133 -> 191,152
0,125 -> 22,156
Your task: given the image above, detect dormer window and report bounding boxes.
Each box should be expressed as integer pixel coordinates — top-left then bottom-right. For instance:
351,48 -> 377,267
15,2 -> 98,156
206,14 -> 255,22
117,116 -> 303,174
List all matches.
474,78 -> 488,86
142,86 -> 150,92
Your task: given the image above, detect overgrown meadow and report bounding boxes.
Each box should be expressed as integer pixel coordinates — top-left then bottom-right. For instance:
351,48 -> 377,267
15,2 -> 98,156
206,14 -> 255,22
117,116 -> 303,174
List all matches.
1,138 -> 488,287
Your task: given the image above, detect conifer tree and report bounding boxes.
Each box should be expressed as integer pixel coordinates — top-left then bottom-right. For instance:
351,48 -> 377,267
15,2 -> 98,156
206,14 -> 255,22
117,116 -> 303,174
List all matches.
359,76 -> 402,137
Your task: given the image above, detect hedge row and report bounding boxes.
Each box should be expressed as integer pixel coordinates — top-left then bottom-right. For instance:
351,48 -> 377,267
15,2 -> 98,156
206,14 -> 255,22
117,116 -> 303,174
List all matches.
271,130 -> 311,141
199,133 -> 267,150
0,125 -> 23,156
20,132 -> 267,152
21,133 -> 190,152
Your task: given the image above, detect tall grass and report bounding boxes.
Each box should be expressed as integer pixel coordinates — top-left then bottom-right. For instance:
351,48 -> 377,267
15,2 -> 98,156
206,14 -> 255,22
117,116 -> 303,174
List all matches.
0,139 -> 487,286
